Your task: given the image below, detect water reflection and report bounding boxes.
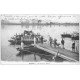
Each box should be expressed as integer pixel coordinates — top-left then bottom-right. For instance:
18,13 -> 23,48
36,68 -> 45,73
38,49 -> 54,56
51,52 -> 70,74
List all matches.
16,45 -> 66,62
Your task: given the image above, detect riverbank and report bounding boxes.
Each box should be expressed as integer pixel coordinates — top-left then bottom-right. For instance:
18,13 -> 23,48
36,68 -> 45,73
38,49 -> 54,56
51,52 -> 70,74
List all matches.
1,22 -> 79,26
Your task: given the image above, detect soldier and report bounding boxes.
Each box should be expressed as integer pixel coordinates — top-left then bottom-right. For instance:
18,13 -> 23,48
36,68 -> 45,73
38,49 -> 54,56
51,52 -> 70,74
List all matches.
53,38 -> 57,48
49,36 -> 53,47
41,36 -> 43,44
72,41 -> 75,52
61,38 -> 65,49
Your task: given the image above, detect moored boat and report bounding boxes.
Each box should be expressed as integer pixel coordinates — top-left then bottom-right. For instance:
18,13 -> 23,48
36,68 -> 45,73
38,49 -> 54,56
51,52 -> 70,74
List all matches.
61,32 -> 79,40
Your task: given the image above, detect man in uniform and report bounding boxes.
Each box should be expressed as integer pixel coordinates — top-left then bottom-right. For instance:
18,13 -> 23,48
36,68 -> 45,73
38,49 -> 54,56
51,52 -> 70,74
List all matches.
61,38 -> 65,49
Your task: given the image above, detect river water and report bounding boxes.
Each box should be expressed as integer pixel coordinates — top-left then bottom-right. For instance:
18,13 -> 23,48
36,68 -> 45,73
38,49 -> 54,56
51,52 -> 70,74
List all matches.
1,25 -> 79,61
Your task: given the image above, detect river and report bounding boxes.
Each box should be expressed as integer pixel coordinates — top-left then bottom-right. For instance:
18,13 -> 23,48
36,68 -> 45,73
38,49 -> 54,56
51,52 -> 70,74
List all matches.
1,25 -> 79,61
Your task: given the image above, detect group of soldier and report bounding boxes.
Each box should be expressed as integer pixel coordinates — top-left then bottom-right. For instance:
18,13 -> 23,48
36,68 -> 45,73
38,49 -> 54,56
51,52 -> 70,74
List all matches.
34,35 -> 65,49
49,36 -> 64,48
49,36 -> 76,52
20,32 -> 76,53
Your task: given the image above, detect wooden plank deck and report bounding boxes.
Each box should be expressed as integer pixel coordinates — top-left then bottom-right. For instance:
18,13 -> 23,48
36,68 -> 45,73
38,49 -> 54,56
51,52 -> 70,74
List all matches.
34,43 -> 79,62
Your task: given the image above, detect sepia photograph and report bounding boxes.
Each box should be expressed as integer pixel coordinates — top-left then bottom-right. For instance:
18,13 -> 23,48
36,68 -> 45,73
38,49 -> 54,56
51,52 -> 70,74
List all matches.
1,14 -> 79,63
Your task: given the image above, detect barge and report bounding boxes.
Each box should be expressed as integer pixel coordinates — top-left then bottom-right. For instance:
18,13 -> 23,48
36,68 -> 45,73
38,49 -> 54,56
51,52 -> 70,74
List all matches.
61,32 -> 79,40
8,30 -> 35,45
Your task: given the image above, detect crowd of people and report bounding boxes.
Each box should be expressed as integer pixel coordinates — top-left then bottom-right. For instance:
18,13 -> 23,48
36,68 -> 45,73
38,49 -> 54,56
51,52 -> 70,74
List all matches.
48,36 -> 76,52
49,36 -> 63,48
20,31 -> 77,53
